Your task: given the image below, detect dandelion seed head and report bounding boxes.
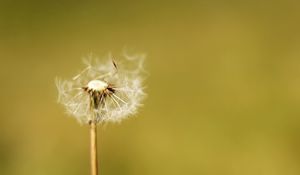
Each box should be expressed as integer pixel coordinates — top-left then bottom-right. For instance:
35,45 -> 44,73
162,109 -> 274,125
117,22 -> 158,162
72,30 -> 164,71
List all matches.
56,53 -> 146,124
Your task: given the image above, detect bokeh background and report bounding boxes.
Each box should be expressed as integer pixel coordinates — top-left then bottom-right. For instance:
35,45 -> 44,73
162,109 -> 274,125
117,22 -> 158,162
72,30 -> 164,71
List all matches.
1,0 -> 300,175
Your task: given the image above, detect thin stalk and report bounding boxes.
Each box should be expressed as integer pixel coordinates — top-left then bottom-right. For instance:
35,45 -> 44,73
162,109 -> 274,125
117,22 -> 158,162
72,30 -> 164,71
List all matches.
90,121 -> 98,175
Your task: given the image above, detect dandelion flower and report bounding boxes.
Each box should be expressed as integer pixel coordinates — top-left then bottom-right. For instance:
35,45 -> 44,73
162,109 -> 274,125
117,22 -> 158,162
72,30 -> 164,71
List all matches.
56,53 -> 146,124
56,53 -> 146,175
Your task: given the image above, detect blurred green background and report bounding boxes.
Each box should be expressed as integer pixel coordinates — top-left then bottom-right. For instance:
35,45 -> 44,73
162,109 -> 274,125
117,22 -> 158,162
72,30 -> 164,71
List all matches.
1,0 -> 300,175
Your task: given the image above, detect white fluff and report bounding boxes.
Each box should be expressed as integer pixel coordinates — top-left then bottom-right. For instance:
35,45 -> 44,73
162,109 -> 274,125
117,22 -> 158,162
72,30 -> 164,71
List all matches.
56,53 -> 147,124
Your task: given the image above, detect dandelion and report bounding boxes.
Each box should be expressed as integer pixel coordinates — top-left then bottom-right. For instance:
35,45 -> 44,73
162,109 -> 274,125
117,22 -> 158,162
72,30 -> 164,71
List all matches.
56,53 -> 146,175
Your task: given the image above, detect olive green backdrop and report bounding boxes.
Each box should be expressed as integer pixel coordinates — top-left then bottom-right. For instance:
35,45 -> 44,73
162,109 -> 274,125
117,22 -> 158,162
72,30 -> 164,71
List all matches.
1,0 -> 300,175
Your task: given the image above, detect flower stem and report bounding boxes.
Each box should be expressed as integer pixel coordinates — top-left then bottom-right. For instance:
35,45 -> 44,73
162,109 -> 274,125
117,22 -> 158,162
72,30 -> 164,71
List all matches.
90,121 -> 98,175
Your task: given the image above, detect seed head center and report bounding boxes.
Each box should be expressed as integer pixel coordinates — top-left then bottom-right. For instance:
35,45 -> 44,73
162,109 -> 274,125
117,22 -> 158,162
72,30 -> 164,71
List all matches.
87,80 -> 108,91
